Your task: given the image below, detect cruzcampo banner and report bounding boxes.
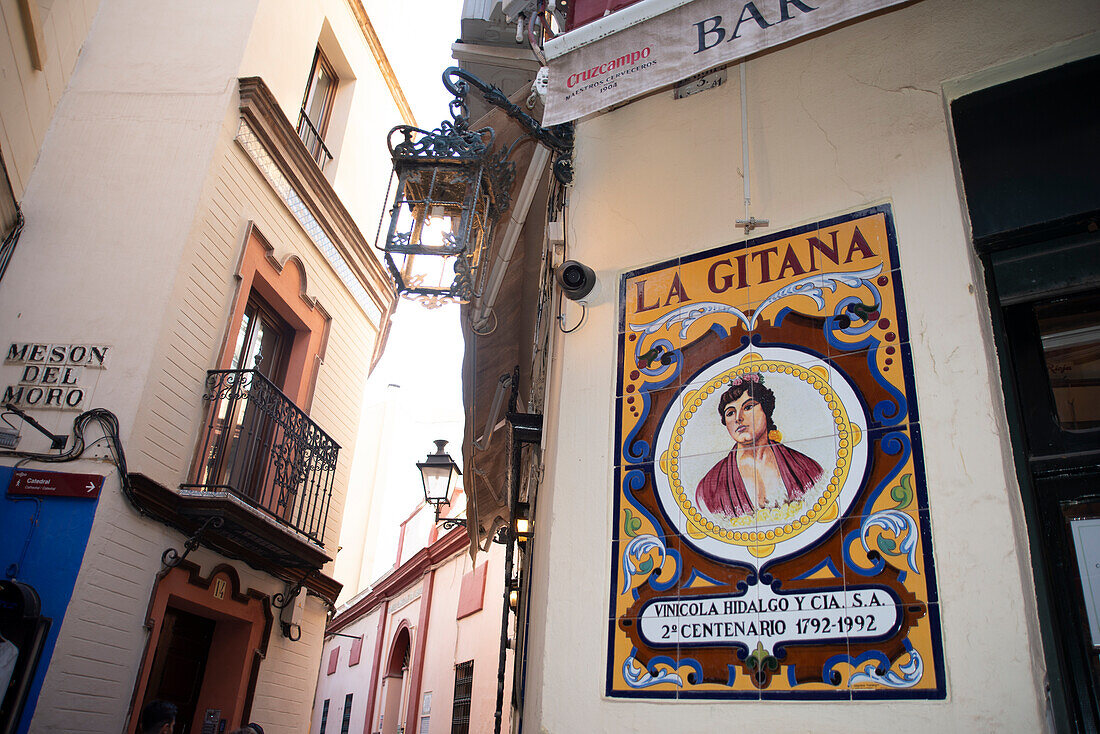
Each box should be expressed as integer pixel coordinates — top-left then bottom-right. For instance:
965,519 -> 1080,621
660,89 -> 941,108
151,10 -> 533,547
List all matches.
609,204 -> 945,699
544,0 -> 914,125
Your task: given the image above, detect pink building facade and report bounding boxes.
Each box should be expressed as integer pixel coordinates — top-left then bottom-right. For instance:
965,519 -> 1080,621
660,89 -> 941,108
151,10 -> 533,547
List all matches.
312,497 -> 512,734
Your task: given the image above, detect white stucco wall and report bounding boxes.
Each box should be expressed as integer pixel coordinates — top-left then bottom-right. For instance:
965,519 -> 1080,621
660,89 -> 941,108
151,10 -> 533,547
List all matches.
0,1 -> 404,732
0,0 -> 101,200
525,1 -> 1099,732
239,0 -> 406,249
0,0 -> 257,442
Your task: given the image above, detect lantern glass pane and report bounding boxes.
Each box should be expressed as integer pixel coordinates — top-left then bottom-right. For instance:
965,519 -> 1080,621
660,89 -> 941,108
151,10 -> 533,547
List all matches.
421,464 -> 453,503
398,253 -> 458,295
387,165 -> 475,257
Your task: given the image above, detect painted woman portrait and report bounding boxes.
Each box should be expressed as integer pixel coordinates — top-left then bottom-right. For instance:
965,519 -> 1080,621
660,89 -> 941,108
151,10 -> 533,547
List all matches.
695,373 -> 824,517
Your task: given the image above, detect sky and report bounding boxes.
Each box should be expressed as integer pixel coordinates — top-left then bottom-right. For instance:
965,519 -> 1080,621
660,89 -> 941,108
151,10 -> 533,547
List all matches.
364,0 -> 466,127
345,1 -> 469,585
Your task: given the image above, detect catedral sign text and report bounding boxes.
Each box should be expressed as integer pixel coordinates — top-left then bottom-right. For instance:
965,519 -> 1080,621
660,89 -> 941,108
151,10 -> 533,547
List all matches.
4,343 -> 110,410
544,0 -> 914,125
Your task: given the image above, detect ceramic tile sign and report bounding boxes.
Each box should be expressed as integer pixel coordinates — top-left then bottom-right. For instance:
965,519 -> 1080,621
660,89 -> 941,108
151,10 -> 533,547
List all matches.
610,205 -> 945,699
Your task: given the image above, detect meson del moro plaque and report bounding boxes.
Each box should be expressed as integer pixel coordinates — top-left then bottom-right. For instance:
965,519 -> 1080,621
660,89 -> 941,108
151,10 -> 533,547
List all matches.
610,205 -> 945,699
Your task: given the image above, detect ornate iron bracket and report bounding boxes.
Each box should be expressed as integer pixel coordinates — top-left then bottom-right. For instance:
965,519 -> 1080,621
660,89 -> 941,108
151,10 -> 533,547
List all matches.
433,501 -> 467,530
161,516 -> 223,569
443,67 -> 574,186
272,569 -> 315,610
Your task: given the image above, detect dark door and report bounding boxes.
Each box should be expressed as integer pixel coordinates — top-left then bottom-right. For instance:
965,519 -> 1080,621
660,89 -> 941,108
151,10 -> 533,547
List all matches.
990,240 -> 1100,732
143,608 -> 216,734
954,50 -> 1100,733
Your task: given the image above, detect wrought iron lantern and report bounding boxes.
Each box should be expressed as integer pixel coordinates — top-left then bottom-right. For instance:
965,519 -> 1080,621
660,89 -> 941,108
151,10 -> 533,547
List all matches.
380,67 -> 574,307
514,501 -> 532,545
417,439 -> 464,527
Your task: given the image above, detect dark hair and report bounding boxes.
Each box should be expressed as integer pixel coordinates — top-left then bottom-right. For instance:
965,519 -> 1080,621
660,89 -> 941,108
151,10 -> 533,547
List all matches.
717,374 -> 777,431
247,726 -> 265,734
138,700 -> 177,733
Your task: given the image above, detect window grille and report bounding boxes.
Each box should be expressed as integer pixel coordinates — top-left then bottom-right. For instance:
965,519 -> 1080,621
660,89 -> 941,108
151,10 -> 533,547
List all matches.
450,660 -> 474,734
341,693 -> 353,734
319,699 -> 330,734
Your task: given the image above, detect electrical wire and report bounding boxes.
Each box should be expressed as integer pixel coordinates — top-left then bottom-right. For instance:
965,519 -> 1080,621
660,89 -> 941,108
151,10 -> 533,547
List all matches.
556,289 -> 586,333
0,407 -> 144,516
527,3 -> 549,66
470,307 -> 498,336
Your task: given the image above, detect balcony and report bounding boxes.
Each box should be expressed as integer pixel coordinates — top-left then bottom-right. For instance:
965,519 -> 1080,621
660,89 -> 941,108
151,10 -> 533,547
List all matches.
174,369 -> 340,568
296,108 -> 333,172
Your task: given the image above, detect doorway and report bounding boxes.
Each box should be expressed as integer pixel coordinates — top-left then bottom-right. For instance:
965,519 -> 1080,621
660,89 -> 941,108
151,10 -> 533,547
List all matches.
380,626 -> 411,734
991,251 -> 1100,731
954,49 -> 1100,732
128,564 -> 272,734
140,608 -> 215,734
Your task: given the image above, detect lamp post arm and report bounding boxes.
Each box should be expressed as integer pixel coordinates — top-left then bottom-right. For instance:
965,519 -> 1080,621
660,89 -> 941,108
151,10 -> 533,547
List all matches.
442,67 -> 574,183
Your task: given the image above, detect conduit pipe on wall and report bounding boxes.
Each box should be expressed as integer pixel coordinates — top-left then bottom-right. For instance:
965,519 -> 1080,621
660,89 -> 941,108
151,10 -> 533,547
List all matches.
471,145 -> 553,331
740,62 -> 750,220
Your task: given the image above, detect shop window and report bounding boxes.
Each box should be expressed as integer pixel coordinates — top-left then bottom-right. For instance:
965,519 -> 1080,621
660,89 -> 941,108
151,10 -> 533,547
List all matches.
298,48 -> 337,171
1036,294 -> 1100,431
319,699 -> 330,734
450,661 -> 473,734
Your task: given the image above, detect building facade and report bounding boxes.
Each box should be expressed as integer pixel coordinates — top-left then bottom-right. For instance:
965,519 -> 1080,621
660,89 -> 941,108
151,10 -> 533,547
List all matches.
0,1 -> 408,732
444,0 -> 1100,731
313,491 -> 511,734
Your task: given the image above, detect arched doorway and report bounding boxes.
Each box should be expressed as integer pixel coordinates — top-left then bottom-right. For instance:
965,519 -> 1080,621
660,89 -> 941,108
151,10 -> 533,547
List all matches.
380,624 -> 411,734
128,562 -> 271,734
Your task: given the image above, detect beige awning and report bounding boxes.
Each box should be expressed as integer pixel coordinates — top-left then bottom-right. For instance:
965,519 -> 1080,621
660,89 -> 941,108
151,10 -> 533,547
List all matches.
459,86 -> 552,553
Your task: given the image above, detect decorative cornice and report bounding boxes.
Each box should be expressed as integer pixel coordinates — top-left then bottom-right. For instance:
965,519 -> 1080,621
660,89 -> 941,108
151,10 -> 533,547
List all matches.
344,0 -> 416,126
236,77 -> 396,321
327,527 -> 469,634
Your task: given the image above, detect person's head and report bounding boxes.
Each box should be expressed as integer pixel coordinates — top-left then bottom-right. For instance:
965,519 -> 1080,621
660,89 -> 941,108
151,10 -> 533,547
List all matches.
717,373 -> 777,447
246,725 -> 265,734
138,700 -> 177,734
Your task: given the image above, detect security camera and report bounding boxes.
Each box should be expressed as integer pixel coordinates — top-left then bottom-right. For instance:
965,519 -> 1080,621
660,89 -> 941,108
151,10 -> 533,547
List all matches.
555,260 -> 597,302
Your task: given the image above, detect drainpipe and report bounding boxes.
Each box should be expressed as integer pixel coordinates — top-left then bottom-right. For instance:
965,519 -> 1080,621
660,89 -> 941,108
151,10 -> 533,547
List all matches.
404,570 -> 436,731
362,599 -> 388,734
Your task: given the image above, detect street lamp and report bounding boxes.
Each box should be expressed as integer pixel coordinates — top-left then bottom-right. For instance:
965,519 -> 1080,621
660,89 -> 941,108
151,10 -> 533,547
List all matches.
379,67 -> 573,307
514,501 -> 532,546
417,439 -> 464,529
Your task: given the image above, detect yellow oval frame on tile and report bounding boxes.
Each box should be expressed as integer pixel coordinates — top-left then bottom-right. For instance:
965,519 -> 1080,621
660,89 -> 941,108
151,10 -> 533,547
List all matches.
660,353 -> 860,559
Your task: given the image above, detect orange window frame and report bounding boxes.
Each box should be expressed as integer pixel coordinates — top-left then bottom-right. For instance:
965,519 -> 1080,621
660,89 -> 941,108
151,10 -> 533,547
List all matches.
219,223 -> 331,410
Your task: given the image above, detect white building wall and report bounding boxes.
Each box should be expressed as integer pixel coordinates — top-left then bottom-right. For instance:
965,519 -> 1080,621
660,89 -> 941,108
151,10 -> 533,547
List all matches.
239,0 -> 407,251
0,0 -> 403,731
526,1 -> 1099,732
0,0 -> 101,199
28,465 -> 330,734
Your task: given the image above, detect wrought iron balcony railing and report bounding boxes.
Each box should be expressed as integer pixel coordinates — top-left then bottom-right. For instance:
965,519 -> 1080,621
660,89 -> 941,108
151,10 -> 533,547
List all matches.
297,108 -> 334,172
182,369 -> 339,544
